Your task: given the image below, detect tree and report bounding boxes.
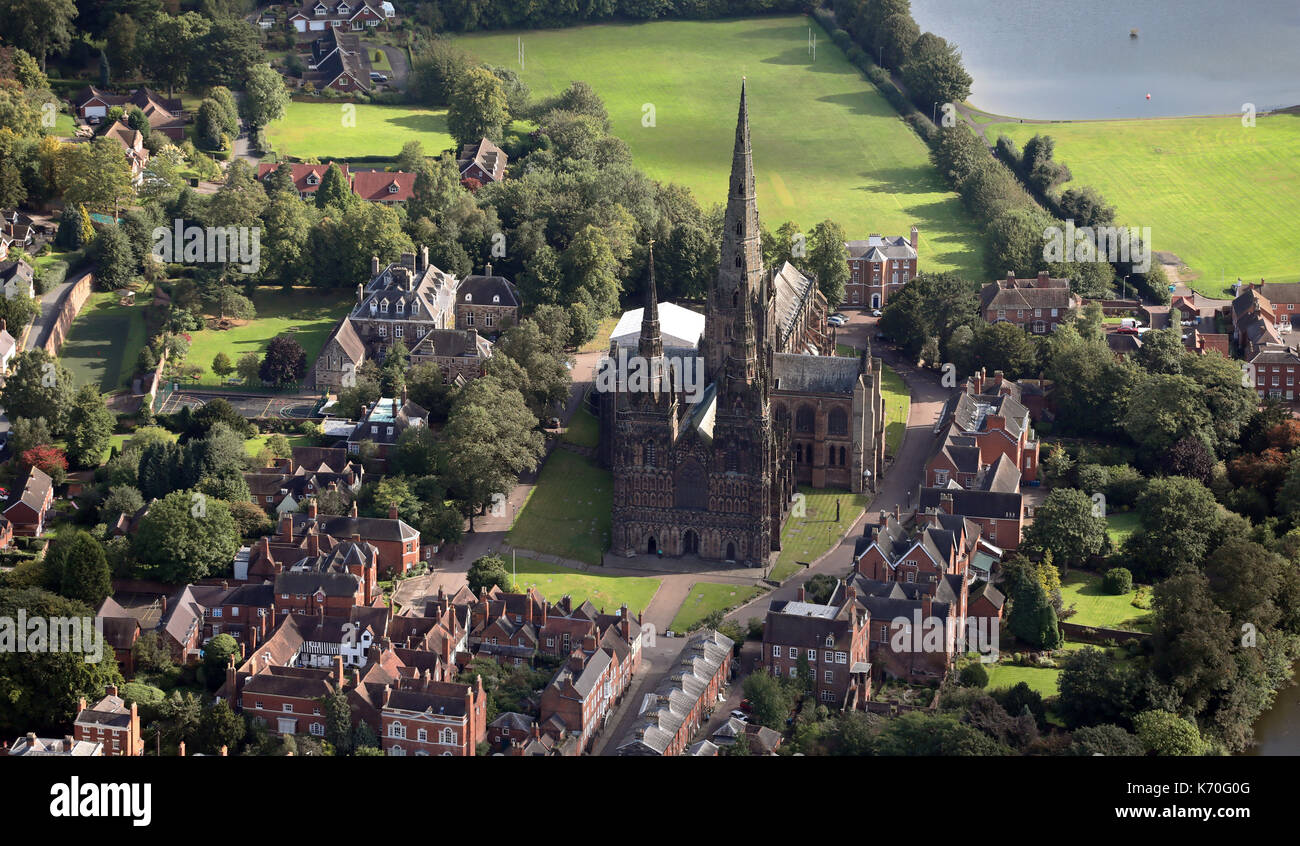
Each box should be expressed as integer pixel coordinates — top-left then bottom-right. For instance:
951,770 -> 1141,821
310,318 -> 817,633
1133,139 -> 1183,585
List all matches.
1133,710 -> 1205,756
877,270 -> 979,359
197,700 -> 245,754
741,670 -> 795,731
467,554 -> 510,594
1056,647 -> 1143,729
1134,327 -> 1185,375
1058,185 -> 1116,229
438,376 -> 544,529
1067,724 -> 1144,756
314,161 -> 355,212
806,219 -> 849,307
1021,487 -> 1107,565
1102,567 -> 1133,595
446,66 -> 508,146
0,0 -> 79,72
211,352 -> 234,378
872,711 -> 1011,756
900,34 -> 973,116
92,223 -> 136,290
236,351 -> 261,385
1122,373 -> 1213,456
958,663 -> 989,687
259,334 -> 307,387
142,12 -> 211,96
62,138 -> 134,214
1007,574 -> 1062,650
202,633 -> 240,689
0,587 -> 123,735
44,530 -> 112,606
194,18 -> 263,89
1163,436 -> 1213,484
102,485 -> 145,525
317,684 -> 356,754
1,349 -> 73,432
971,321 -> 1038,379
1124,475 -> 1220,578
21,444 -> 68,484
195,98 -> 227,150
65,385 -> 115,468
131,489 -> 240,582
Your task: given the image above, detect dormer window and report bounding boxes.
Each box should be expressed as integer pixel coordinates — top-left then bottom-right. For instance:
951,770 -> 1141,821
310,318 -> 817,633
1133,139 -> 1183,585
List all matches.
388,183 -> 399,193
492,294 -> 500,303
368,301 -> 377,314
380,299 -> 389,313
314,3 -> 327,14
306,173 -> 319,185
396,299 -> 404,314
824,635 -> 833,647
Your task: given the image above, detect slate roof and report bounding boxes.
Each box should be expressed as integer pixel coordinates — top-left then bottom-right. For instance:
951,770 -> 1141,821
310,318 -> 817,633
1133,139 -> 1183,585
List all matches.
771,260 -> 818,350
457,272 -> 520,309
457,137 -> 507,181
771,352 -> 860,394
290,512 -> 418,542
919,487 -> 1022,521
845,235 -> 916,262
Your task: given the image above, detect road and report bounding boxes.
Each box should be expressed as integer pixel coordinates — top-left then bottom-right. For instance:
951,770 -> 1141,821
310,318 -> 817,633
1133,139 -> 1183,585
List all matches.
24,267 -> 94,352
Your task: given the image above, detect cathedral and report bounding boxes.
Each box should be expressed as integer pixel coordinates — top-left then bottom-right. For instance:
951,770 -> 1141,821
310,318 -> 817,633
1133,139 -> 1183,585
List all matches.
596,82 -> 885,567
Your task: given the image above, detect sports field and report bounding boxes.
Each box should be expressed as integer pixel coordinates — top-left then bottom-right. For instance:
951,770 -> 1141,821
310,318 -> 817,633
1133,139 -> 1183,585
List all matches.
457,17 -> 985,278
59,291 -> 149,392
182,287 -> 352,385
265,101 -> 455,160
985,112 -> 1300,295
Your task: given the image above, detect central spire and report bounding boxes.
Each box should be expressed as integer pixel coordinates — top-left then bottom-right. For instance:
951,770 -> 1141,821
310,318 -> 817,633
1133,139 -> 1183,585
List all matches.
638,240 -> 663,361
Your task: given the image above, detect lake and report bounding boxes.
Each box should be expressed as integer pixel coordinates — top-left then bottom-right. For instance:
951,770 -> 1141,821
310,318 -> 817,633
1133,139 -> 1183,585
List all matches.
1245,663 -> 1300,755
908,0 -> 1300,119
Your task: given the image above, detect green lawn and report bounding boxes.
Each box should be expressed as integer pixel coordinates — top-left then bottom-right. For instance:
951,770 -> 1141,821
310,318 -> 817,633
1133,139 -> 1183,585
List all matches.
771,486 -> 867,582
984,663 -> 1061,697
562,405 -> 600,449
457,17 -> 985,278
59,291 -> 149,392
578,315 -> 619,354
507,448 -> 612,566
180,287 -> 352,385
368,48 -> 393,73
985,112 -> 1300,295
1106,511 -> 1140,546
265,101 -> 455,160
669,581 -> 764,633
244,433 -> 313,460
506,555 -> 661,616
880,364 -> 908,457
1060,571 -> 1152,632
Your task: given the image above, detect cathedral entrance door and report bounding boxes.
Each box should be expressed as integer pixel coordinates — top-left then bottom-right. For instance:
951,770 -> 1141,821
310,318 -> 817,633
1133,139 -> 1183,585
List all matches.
725,541 -> 737,562
646,536 -> 658,554
682,530 -> 700,555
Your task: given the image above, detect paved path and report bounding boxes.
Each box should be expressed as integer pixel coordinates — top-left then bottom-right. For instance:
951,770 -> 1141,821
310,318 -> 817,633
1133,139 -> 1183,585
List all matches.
24,267 -> 93,352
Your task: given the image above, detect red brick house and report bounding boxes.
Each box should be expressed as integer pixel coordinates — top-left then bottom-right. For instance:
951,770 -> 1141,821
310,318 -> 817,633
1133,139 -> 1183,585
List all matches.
538,636 -> 616,754
74,685 -> 143,756
3,466 -> 53,537
844,227 -> 918,310
457,137 -> 507,185
381,673 -> 487,756
1249,344 -> 1300,400
95,597 -> 142,677
71,86 -> 185,140
282,502 -> 419,576
763,589 -> 871,708
350,169 -> 415,205
289,0 -> 391,34
979,271 -> 1079,334
257,162 -> 349,201
843,576 -> 962,684
918,488 -> 1024,550
615,629 -> 733,756
853,510 -> 977,586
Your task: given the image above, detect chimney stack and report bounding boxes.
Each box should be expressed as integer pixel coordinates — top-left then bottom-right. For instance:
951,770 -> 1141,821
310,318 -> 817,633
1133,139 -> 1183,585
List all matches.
921,592 -> 933,619
485,262 -> 493,277
419,244 -> 429,272
1037,270 -> 1050,284
306,526 -> 320,557
910,224 -> 919,250
279,511 -> 293,543
357,282 -> 364,304
388,502 -> 398,520
335,654 -> 345,686
178,741 -> 186,757
106,683 -> 118,697
220,745 -> 228,757
371,255 -> 380,276
796,586 -> 805,602
350,500 -> 358,518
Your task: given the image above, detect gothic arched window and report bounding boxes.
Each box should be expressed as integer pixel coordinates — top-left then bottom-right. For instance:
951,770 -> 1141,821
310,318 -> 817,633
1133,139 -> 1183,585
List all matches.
795,405 -> 814,434
828,407 -> 848,436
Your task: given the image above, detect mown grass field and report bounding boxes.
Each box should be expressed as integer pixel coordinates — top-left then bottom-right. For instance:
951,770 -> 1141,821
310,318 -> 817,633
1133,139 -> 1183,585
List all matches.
265,101 -> 455,160
562,405 -> 600,449
669,581 -> 764,633
1060,571 -> 1152,632
507,555 -> 661,615
771,486 -> 867,581
457,17 -> 985,278
985,112 -> 1300,295
59,291 -> 149,392
507,448 -> 612,566
182,288 -> 352,385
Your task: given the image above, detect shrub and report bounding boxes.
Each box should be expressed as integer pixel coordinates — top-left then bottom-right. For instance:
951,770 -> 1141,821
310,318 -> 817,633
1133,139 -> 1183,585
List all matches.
957,663 -> 989,687
1102,567 -> 1133,595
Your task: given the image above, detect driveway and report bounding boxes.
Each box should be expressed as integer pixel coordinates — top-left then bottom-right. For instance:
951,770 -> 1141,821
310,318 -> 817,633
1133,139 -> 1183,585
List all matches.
24,267 -> 94,352
368,43 -> 409,91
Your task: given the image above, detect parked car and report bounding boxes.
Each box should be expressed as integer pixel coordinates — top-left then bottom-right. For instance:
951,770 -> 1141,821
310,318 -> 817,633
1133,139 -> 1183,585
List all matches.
828,315 -> 847,327
830,312 -> 848,321
730,709 -> 750,722
739,699 -> 753,713
871,309 -> 883,317
369,72 -> 388,82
